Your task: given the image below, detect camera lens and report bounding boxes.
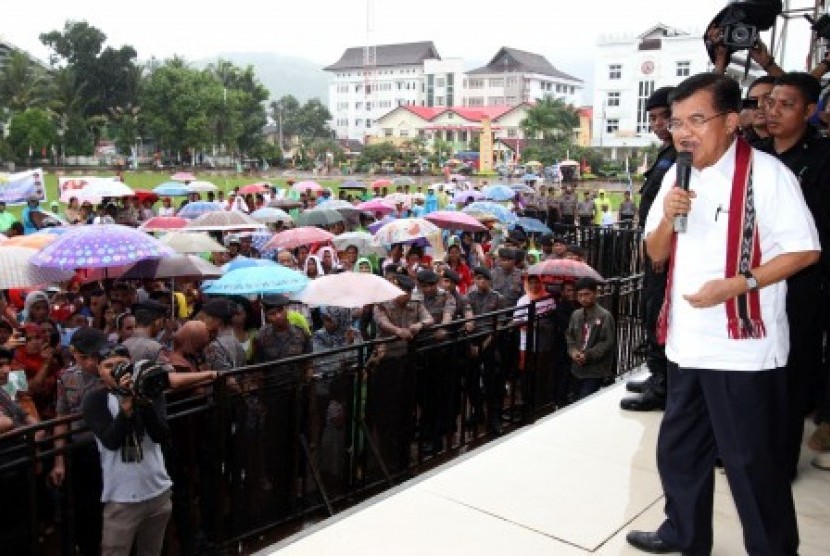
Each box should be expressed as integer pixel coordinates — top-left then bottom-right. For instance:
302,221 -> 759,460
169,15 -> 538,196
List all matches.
731,25 -> 750,43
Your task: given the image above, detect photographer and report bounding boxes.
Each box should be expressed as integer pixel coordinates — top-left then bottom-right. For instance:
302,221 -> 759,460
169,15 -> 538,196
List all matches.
83,358 -> 173,556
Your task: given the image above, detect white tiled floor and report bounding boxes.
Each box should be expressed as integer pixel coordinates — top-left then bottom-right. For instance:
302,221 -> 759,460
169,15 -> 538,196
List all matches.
264,375 -> 830,555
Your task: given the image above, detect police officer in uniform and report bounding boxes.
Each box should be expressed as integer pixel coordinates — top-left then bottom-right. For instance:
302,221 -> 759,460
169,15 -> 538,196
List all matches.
618,191 -> 637,229
621,86 -> 676,412
576,191 -> 595,228
557,184 -> 578,228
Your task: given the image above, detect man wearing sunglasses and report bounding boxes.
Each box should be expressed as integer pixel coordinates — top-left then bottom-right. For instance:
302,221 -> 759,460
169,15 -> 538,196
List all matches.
627,72 -> 819,555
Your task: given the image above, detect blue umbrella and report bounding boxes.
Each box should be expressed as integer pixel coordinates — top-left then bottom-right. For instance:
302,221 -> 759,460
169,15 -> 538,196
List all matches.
463,202 -> 518,226
513,217 -> 552,235
203,265 -> 309,296
177,201 -> 223,219
520,173 -> 540,182
153,182 -> 191,196
224,256 -> 277,272
482,185 -> 516,202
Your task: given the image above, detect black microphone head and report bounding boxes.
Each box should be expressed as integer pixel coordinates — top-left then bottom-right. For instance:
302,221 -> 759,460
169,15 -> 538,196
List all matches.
676,151 -> 693,167
676,152 -> 693,190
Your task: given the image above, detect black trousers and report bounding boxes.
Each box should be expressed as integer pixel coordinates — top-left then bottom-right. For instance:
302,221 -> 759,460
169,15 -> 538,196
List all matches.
656,363 -> 798,555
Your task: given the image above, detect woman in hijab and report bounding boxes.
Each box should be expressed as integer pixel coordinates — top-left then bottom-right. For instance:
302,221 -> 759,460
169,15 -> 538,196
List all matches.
316,246 -> 339,274
304,255 -> 324,279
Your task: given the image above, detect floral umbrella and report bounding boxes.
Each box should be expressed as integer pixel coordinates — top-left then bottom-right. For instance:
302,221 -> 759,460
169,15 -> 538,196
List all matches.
291,272 -> 404,308
357,199 -> 395,215
30,223 -> 176,270
0,246 -> 76,289
263,227 -> 334,251
203,265 -> 309,296
373,217 -> 442,249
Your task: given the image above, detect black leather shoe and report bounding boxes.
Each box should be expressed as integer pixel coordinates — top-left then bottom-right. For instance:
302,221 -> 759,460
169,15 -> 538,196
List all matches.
626,375 -> 653,393
625,531 -> 680,554
620,391 -> 665,411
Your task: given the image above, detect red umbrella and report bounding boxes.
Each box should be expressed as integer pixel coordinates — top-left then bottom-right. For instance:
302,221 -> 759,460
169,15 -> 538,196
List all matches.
262,226 -> 334,251
133,190 -> 159,204
526,259 -> 603,281
425,210 -> 487,232
292,181 -> 323,193
371,179 -> 392,190
239,182 -> 271,195
356,199 -> 395,215
139,216 -> 189,232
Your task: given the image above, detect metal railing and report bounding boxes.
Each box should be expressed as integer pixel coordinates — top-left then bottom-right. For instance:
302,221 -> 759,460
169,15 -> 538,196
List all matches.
0,274 -> 644,554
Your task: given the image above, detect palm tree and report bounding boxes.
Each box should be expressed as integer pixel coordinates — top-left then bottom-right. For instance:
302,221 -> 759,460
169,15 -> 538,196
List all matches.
0,51 -> 50,113
521,96 -> 579,146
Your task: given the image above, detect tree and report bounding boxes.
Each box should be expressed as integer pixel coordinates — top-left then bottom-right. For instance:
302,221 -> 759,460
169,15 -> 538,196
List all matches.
359,142 -> 401,167
0,51 -> 50,113
293,99 -> 333,139
7,108 -> 56,162
206,60 -> 269,155
521,96 -> 579,147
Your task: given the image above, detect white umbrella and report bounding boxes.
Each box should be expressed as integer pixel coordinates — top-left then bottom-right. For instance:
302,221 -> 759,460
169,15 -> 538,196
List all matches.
332,231 -> 386,256
185,180 -> 218,193
250,207 -> 293,225
0,246 -> 75,289
292,271 -> 404,308
160,231 -> 228,254
74,180 -> 135,204
186,211 -> 266,231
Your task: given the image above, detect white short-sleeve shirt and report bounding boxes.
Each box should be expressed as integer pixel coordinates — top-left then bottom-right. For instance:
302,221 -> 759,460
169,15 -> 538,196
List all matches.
644,140 -> 820,371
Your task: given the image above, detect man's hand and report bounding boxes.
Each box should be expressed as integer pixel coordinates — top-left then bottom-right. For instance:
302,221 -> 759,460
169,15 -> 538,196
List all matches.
683,277 -> 744,309
573,351 -> 586,366
49,458 -> 65,486
662,187 -> 696,222
397,328 -> 413,341
748,39 -> 773,67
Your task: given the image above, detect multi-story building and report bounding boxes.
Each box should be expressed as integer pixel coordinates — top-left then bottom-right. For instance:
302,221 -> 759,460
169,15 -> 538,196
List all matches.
464,46 -> 583,108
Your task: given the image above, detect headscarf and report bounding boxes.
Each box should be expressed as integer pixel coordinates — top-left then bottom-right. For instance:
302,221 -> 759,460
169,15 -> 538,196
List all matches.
173,320 -> 210,356
316,246 -> 340,270
304,255 -> 324,277
314,306 -> 358,350
354,256 -> 374,272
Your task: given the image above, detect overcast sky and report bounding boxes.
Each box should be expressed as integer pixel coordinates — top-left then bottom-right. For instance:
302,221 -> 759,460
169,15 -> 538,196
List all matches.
1,0 -> 816,78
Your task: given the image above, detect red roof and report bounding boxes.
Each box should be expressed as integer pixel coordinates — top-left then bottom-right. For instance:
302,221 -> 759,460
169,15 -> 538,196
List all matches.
578,106 -> 593,118
403,106 -> 445,120
401,105 -> 519,122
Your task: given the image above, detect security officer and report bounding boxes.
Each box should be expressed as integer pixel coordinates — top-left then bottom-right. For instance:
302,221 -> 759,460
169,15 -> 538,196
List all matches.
618,191 -> 637,229
556,184 -> 578,228
467,267 -> 506,435
576,191 -> 595,228
620,86 -> 676,412
491,247 -> 524,308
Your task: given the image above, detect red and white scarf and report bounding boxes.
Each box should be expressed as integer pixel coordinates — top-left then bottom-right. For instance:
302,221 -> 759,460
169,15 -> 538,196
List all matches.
657,138 -> 765,344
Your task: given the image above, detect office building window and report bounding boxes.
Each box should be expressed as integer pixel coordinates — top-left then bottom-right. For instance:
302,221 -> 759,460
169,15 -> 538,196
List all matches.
606,118 -> 619,133
676,61 -> 690,77
609,64 -> 622,79
636,80 -> 655,133
607,92 -> 620,107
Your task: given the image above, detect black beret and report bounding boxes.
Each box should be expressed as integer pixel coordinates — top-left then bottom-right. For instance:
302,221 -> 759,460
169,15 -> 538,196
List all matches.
69,327 -> 109,356
201,298 -> 238,319
416,269 -> 439,284
394,274 -> 415,292
442,268 -> 461,285
646,86 -> 674,112
540,234 -> 554,246
132,299 -> 168,317
473,266 -> 492,281
261,294 -> 290,309
507,229 -> 527,244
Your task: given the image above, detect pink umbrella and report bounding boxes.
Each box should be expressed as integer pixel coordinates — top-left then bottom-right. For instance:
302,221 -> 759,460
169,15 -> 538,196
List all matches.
262,226 -> 334,251
357,199 -> 396,215
292,181 -> 323,194
425,210 -> 487,232
139,216 -> 189,232
171,172 -> 196,182
453,189 -> 485,204
526,259 -> 603,281
371,179 -> 392,190
239,182 -> 271,195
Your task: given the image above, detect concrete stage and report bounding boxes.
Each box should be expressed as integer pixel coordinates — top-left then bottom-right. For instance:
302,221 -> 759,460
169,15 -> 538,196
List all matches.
263,372 -> 830,555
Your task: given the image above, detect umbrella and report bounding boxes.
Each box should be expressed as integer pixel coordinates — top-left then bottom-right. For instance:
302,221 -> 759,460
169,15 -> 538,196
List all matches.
384,193 -> 411,209
239,231 -> 277,257
453,190 -> 485,204
263,227 -> 334,251
520,173 -> 540,182
449,174 -> 467,182
483,185 -> 517,202
185,181 -> 218,193
292,272 -> 404,308
139,216 -> 189,232
223,256 -> 278,272
526,259 -> 603,281
296,208 -> 344,227
373,218 -> 441,247
160,232 -> 227,254
3,234 -> 59,249
171,172 -> 197,182
510,184 -> 535,194
186,211 -> 266,231
316,199 -> 361,217
514,217 -> 552,235
463,202 -> 518,225
425,210 -> 487,232
269,198 -> 303,210
153,182 -> 191,196
367,215 -> 397,234
392,176 -> 415,187
33,227 -> 72,236
177,201 -> 223,219
133,190 -> 160,204
239,182 -> 271,195
75,180 -> 135,205
203,265 -> 309,296
332,231 -> 387,256
357,199 -> 395,215
292,181 -> 323,194
464,211 -> 499,224
121,254 -> 223,280
0,246 -> 76,289
250,207 -> 293,225
370,179 -> 392,190
30,224 -> 176,270
339,180 -> 366,190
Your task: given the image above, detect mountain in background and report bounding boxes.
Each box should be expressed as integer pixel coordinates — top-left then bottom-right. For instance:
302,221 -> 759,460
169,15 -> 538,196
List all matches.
193,52 -> 330,104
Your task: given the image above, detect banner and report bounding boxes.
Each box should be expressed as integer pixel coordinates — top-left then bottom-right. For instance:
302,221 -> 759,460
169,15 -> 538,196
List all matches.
0,168 -> 45,205
59,176 -> 119,203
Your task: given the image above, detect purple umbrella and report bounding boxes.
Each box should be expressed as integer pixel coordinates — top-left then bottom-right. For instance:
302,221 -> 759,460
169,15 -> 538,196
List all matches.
177,201 -> 223,219
453,189 -> 484,204
368,215 -> 397,234
30,224 -> 176,270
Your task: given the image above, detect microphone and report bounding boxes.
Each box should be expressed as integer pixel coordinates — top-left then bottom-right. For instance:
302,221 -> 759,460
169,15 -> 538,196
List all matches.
674,152 -> 692,233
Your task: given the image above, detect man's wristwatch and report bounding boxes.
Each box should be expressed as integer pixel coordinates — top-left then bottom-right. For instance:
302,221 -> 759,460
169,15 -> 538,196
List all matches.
741,270 -> 759,291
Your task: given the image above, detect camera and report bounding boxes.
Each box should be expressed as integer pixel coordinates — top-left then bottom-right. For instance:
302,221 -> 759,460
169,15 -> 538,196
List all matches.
723,23 -> 759,48
806,14 -> 830,41
111,360 -> 169,401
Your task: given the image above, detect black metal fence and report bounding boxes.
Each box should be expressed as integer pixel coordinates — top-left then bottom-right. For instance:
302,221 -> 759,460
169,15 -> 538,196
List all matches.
0,274 -> 644,555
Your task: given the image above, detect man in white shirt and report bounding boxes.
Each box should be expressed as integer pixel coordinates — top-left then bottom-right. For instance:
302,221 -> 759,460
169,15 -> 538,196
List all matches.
627,73 -> 819,555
